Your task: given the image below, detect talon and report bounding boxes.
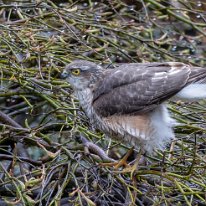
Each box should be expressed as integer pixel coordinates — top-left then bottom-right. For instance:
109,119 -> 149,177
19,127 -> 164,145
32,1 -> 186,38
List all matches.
114,147 -> 134,169
99,147 -> 134,168
114,149 -> 144,179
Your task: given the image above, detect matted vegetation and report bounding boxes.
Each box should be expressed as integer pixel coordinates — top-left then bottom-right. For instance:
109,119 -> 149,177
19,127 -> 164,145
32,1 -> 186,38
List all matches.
0,0 -> 206,205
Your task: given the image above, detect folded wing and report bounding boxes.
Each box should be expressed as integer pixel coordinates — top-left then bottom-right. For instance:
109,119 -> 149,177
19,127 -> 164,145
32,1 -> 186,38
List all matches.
92,62 -> 206,117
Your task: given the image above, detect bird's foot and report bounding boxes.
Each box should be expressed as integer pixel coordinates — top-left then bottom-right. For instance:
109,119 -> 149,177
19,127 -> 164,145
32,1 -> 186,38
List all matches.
113,147 -> 134,169
99,147 -> 134,168
114,149 -> 144,178
117,164 -> 137,176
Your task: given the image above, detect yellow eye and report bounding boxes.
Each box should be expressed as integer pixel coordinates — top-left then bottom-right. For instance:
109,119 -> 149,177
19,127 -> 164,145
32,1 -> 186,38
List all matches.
71,68 -> 81,76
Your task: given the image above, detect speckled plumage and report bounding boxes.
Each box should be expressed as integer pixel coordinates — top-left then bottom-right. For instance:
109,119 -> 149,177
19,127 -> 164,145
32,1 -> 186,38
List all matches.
62,60 -> 206,153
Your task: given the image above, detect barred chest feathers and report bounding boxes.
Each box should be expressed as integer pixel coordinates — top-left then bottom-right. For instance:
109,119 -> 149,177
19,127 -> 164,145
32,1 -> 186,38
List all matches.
75,88 -> 120,134
75,89 -> 95,120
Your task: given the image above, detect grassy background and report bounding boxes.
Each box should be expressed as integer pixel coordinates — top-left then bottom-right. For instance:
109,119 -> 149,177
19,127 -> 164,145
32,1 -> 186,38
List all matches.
0,0 -> 206,205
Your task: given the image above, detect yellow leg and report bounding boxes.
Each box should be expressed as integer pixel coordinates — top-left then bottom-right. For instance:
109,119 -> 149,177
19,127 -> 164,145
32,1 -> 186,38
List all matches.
99,147 -> 134,168
114,149 -> 144,179
114,147 -> 134,169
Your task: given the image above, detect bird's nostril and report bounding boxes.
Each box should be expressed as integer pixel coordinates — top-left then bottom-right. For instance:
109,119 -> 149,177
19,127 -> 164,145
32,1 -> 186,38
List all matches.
60,71 -> 68,79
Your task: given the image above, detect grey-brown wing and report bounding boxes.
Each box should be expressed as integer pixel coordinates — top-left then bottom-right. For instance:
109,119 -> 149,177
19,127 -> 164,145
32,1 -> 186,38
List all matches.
92,62 -> 206,117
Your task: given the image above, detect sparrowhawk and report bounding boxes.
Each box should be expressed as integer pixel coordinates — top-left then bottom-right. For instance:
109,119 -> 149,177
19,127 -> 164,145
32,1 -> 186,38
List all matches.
61,60 -> 206,154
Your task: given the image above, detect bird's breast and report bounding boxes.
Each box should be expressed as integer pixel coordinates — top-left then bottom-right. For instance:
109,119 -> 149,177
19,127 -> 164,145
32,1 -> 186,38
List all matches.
101,114 -> 154,144
75,89 -> 96,120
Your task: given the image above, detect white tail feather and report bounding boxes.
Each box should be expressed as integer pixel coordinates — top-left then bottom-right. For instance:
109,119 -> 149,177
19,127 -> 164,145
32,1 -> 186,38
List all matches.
175,83 -> 206,100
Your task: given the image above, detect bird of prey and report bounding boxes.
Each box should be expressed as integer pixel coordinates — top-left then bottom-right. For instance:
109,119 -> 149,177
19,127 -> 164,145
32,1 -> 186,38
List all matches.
61,60 -> 206,169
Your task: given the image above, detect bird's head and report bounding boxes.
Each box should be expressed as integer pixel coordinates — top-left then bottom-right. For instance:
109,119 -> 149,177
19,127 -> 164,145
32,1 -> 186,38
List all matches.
61,60 -> 104,90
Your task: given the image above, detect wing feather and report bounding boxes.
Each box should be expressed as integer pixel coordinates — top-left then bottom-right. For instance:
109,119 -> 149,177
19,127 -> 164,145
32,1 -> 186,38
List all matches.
93,62 -> 206,117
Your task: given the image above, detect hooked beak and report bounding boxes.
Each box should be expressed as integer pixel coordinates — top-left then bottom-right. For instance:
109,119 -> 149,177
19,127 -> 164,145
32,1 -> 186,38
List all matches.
60,70 -> 69,79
